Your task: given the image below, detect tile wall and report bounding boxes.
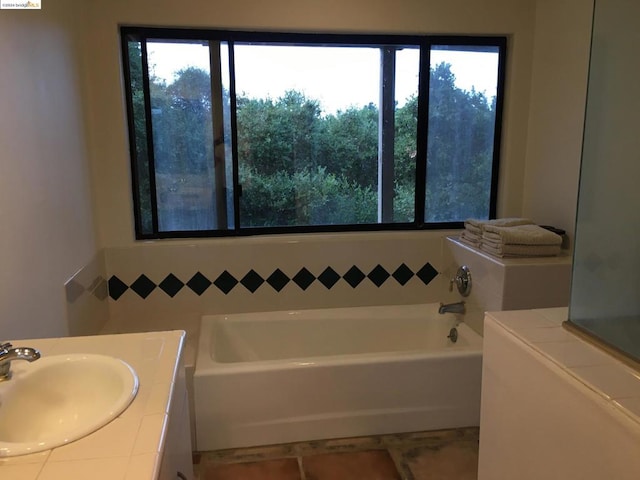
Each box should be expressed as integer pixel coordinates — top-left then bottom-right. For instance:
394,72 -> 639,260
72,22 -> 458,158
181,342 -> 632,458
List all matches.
64,232 -> 574,342
65,231 -> 458,343
445,237 -> 572,335
64,250 -> 109,337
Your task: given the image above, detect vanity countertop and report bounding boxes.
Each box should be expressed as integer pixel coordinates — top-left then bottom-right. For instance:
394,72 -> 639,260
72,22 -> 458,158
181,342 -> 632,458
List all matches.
0,330 -> 185,480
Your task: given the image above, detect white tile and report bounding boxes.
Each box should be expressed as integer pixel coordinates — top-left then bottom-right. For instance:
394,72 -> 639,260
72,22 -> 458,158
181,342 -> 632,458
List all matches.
518,326 -> 573,343
535,307 -> 569,326
570,364 -> 640,400
0,463 -> 43,479
144,382 -> 173,415
125,453 -> 160,480
132,414 -> 168,455
47,417 -> 140,462
121,381 -> 172,420
535,340 -> 616,368
0,450 -> 49,466
39,457 -> 129,480
488,310 -> 555,331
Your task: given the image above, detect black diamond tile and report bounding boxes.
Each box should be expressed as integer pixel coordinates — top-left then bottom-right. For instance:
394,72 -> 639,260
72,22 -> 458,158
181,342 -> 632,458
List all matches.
214,271 -> 238,295
159,273 -> 184,298
241,269 -> 264,293
367,264 -> 390,287
416,262 -> 439,285
292,267 -> 316,290
343,266 -> 366,288
318,267 -> 340,289
108,275 -> 128,300
267,269 -> 290,292
187,272 -> 212,296
130,274 -> 156,299
392,263 -> 414,286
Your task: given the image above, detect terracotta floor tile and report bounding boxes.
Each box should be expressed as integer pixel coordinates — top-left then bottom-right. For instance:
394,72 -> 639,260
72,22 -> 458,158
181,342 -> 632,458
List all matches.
302,450 -> 401,480
199,457 -> 302,480
399,441 -> 479,480
295,435 -> 385,456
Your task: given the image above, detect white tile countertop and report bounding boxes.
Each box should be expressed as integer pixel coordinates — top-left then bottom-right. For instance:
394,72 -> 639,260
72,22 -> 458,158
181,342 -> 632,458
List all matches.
487,308 -> 640,425
0,330 -> 185,480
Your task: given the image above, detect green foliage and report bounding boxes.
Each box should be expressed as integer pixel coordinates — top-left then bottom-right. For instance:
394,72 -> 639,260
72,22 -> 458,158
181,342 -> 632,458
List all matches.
129,50 -> 497,230
425,63 -> 495,221
317,104 -> 379,189
240,164 -> 376,227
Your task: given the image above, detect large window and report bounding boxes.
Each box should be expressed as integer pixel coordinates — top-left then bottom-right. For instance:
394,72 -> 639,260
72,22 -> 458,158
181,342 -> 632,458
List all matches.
121,28 -> 506,239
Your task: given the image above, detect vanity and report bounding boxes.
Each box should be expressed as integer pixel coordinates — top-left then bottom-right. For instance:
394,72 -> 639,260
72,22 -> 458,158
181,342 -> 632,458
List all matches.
0,330 -> 192,480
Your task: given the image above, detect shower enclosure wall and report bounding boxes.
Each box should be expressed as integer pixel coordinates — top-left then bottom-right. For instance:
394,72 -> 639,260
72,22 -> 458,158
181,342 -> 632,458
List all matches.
566,0 -> 640,364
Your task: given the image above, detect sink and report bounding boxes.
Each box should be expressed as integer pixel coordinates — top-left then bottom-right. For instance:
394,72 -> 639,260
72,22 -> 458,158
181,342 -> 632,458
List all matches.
0,353 -> 139,457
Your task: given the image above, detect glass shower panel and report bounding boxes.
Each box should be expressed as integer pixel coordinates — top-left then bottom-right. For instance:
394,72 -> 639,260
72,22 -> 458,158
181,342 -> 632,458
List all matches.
568,0 -> 640,361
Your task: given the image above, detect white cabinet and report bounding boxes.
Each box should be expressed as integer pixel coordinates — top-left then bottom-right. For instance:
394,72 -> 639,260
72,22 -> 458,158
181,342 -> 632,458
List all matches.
159,353 -> 194,480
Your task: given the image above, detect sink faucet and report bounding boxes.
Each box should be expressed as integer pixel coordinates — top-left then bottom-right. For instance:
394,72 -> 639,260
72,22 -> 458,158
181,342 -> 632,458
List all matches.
438,301 -> 466,314
0,342 -> 41,381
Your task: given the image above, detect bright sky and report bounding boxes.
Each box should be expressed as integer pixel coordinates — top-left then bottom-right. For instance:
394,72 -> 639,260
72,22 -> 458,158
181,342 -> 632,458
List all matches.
147,42 -> 499,115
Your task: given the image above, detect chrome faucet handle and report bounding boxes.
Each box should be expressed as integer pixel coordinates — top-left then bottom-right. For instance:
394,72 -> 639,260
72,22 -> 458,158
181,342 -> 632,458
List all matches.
450,265 -> 472,297
0,342 -> 12,352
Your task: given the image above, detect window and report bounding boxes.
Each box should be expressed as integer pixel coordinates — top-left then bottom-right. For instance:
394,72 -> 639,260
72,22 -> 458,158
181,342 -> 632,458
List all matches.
121,28 -> 506,239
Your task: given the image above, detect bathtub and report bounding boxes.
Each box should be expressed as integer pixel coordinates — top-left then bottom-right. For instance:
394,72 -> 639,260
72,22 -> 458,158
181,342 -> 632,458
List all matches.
193,303 -> 482,451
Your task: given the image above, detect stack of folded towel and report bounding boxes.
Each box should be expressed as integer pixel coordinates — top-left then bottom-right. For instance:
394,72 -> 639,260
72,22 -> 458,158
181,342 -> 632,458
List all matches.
460,218 -> 533,248
460,218 -> 563,258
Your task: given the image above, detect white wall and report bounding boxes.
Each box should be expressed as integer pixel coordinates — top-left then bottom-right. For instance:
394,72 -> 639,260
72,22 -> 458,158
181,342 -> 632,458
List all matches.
522,0 -> 593,239
79,0 -> 538,248
0,1 -> 97,339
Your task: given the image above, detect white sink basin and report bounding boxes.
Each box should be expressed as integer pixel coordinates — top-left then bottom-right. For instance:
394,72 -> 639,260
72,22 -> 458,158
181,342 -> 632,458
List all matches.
0,353 -> 139,457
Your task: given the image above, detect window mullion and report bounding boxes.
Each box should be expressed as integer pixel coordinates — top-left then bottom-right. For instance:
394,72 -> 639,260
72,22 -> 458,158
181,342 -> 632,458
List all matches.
209,41 -> 229,229
227,41 -> 241,232
414,43 -> 430,225
378,46 -> 396,223
140,39 -> 160,234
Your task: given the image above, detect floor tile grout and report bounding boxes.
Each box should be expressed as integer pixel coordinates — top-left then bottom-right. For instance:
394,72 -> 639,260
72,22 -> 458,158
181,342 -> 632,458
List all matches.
297,456 -> 307,480
194,427 -> 479,480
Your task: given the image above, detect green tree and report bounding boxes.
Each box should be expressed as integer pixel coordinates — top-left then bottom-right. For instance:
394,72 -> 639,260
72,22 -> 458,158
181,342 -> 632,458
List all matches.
317,103 -> 379,189
236,90 -> 323,177
130,54 -> 496,230
425,62 -> 495,221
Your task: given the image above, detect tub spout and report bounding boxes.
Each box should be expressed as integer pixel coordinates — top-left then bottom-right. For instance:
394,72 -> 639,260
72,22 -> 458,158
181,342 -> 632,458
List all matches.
438,301 -> 465,314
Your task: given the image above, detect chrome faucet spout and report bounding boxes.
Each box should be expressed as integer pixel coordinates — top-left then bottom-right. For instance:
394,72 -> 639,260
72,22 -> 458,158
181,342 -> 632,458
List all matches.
0,343 -> 41,381
438,301 -> 466,314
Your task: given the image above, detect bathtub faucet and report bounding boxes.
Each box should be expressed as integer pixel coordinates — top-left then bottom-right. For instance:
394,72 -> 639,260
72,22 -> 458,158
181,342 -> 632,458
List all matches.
438,301 -> 465,315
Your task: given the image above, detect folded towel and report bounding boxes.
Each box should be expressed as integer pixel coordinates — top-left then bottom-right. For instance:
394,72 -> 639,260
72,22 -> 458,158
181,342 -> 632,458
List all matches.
459,231 -> 481,247
482,224 -> 562,246
465,218 -> 533,232
480,242 -> 561,258
464,223 -> 483,236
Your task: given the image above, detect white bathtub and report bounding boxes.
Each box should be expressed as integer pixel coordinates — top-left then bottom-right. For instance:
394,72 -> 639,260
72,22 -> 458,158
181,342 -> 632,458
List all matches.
193,303 -> 483,451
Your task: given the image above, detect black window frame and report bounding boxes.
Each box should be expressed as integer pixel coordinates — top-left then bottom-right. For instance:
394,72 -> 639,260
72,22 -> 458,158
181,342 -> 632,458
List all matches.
120,26 -> 507,240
